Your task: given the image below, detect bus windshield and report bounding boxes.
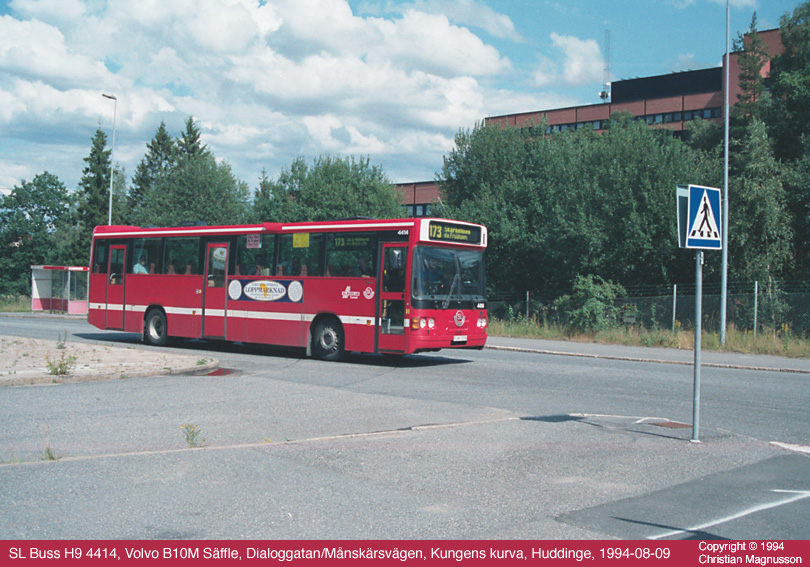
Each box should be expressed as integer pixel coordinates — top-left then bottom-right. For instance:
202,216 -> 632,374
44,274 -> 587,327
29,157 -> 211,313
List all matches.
412,245 -> 485,304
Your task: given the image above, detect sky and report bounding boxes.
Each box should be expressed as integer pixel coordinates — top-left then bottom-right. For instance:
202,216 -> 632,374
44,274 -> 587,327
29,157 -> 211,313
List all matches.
0,0 -> 801,197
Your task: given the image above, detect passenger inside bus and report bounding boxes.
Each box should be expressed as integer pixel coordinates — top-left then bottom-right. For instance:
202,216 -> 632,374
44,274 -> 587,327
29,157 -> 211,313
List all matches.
290,255 -> 302,276
352,256 -> 371,277
250,255 -> 267,276
133,256 -> 149,274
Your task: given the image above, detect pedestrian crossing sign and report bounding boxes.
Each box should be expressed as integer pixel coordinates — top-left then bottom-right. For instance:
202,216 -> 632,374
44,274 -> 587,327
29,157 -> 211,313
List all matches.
678,184 -> 722,250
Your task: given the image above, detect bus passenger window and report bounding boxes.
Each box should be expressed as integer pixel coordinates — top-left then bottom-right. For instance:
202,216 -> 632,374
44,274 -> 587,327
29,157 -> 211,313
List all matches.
278,233 -> 323,277
132,237 -> 163,274
164,237 -> 200,275
325,233 -> 376,277
93,242 -> 108,274
234,234 -> 274,276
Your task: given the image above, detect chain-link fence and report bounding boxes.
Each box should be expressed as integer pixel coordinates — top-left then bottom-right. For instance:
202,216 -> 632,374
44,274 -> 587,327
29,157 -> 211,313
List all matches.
488,281 -> 810,336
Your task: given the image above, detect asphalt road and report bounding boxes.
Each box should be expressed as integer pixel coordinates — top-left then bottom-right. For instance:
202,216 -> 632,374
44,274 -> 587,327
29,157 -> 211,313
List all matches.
0,315 -> 808,540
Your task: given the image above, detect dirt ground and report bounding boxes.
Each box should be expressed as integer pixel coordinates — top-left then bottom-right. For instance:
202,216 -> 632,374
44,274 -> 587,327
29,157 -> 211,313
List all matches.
0,335 -> 219,386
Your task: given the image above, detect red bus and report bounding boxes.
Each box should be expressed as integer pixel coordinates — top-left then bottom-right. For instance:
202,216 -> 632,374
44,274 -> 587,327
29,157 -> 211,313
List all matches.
87,218 -> 488,361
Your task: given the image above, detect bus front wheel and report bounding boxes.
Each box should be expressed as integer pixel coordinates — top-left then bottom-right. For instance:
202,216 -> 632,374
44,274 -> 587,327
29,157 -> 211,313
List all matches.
144,309 -> 169,346
312,318 -> 344,362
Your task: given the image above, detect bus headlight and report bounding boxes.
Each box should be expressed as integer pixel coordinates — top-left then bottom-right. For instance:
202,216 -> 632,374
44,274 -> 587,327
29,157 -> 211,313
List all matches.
477,317 -> 487,328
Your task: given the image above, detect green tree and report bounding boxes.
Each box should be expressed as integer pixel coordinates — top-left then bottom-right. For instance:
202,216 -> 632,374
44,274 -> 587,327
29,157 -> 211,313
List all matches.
731,13 -> 770,128
177,116 -> 207,158
134,117 -> 250,226
783,142 -> 810,278
63,128 -> 113,264
255,155 -> 404,222
0,172 -> 74,294
728,119 -> 792,282
684,116 -> 723,154
765,1 -> 810,161
253,168 -> 275,222
438,116 -> 717,295
129,121 -> 177,224
139,152 -> 250,227
438,121 -> 541,293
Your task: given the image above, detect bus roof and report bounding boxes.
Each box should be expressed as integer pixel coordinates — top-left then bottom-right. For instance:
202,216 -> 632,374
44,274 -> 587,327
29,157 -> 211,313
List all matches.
92,218 -> 487,246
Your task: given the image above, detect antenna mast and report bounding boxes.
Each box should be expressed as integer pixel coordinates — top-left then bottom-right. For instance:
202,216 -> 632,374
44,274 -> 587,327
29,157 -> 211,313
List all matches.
600,29 -> 611,103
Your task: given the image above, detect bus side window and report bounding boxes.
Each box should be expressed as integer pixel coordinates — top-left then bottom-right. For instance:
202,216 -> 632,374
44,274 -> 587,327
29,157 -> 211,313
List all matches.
325,232 -> 376,278
93,242 -> 108,274
234,234 -> 274,276
278,233 -> 323,277
164,237 -> 201,275
132,237 -> 163,274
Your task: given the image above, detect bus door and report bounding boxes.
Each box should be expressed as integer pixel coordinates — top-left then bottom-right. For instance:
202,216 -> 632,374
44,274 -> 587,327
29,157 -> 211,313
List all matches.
105,244 -> 127,330
377,244 -> 407,353
203,242 -> 229,339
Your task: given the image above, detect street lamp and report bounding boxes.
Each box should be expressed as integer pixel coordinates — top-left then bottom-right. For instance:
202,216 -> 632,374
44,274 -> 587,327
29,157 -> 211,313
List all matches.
102,93 -> 117,225
720,1 -> 730,344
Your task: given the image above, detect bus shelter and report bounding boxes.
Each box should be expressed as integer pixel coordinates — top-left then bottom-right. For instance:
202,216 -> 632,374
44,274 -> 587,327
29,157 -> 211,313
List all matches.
30,266 -> 89,315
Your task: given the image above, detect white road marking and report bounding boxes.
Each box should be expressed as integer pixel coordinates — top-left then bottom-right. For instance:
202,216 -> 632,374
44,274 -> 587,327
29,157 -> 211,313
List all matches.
648,490 -> 810,540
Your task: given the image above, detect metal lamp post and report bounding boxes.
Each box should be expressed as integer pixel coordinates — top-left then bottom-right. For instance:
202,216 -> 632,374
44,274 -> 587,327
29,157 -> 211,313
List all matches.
720,0 -> 730,344
102,93 -> 117,225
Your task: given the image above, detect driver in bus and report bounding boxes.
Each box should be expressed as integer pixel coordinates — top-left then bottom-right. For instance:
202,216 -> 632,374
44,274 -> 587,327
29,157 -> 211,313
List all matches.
425,257 -> 443,282
133,256 -> 149,274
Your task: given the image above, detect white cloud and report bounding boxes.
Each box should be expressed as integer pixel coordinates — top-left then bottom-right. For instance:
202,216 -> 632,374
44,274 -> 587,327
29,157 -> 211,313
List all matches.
372,9 -> 508,76
533,32 -> 604,88
0,160 -> 31,192
671,53 -> 705,72
0,0 -> 531,190
393,0 -> 523,41
0,16 -> 110,88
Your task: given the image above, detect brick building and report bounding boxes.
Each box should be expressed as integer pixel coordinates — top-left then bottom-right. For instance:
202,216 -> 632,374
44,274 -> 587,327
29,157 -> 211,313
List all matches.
395,28 -> 782,216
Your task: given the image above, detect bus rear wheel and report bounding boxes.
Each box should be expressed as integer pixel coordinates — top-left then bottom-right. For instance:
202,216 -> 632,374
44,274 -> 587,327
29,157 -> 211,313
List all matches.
312,318 -> 344,362
144,309 -> 169,346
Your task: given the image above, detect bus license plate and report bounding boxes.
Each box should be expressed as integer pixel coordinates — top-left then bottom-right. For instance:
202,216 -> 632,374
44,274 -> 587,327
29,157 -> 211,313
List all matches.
453,335 -> 467,343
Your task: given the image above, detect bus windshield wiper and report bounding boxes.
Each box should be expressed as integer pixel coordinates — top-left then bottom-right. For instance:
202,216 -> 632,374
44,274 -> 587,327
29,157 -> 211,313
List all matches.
441,256 -> 462,310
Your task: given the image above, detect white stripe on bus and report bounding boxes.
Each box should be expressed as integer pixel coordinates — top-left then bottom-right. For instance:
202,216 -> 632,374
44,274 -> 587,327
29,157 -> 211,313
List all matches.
90,304 -> 376,327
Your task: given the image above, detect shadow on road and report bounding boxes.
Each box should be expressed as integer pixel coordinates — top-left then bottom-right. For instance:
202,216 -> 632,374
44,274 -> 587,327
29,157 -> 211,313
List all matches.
75,332 -> 472,368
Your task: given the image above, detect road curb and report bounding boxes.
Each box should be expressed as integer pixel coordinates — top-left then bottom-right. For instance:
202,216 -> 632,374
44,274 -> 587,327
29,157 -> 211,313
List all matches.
0,359 -> 220,387
485,344 -> 810,374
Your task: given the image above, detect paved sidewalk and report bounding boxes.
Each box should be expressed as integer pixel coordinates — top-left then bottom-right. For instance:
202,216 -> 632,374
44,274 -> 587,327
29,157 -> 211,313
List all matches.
486,336 -> 810,374
0,335 -> 219,386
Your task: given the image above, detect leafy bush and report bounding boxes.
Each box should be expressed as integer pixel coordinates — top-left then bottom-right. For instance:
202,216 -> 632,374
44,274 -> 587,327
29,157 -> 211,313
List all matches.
554,275 -> 626,333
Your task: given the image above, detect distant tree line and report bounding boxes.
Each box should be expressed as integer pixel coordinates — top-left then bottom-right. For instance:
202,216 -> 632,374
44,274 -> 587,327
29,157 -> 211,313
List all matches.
0,117 -> 402,295
1,2 -> 809,304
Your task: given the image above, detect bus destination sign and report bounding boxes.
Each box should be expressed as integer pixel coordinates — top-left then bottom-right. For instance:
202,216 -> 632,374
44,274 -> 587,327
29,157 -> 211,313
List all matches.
428,221 -> 481,244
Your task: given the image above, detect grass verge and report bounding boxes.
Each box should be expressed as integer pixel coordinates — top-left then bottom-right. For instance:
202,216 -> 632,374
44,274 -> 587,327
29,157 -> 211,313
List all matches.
489,320 -> 810,358
0,295 -> 30,313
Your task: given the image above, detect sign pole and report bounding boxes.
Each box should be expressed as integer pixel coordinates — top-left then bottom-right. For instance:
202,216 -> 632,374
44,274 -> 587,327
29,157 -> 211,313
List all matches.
677,183 -> 721,444
692,251 -> 703,443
